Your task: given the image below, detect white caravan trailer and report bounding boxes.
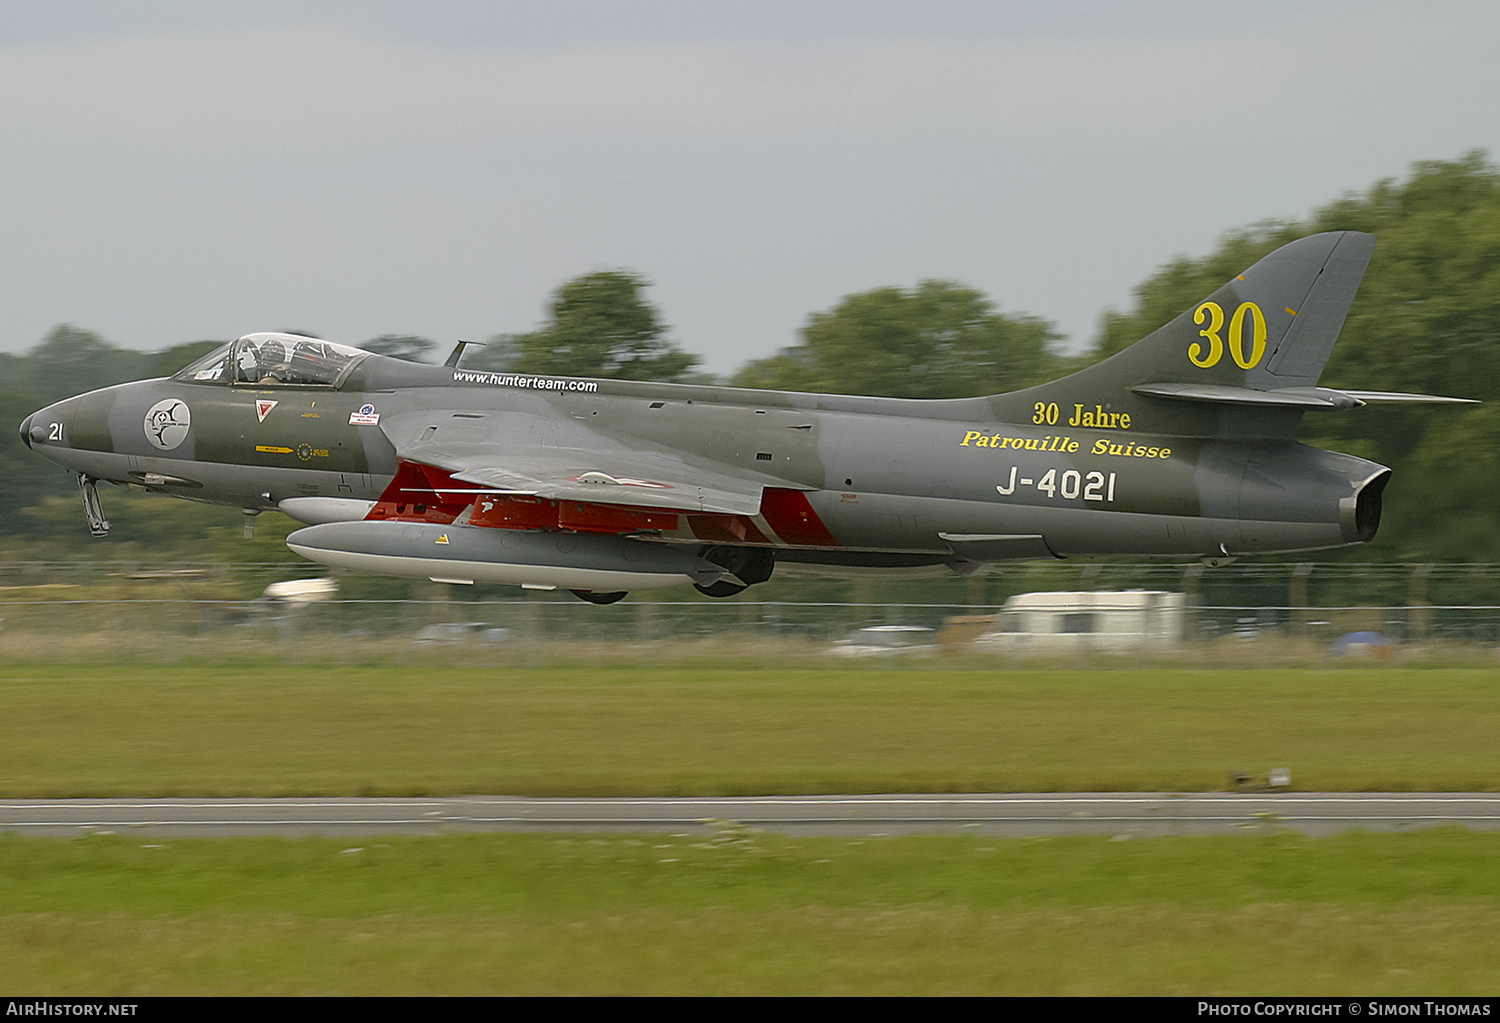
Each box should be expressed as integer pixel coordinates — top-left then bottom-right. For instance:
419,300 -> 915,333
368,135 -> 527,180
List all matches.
974,590 -> 1186,653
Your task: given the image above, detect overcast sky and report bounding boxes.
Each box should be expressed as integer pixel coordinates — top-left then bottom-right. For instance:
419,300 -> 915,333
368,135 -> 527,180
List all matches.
3,0 -> 1497,375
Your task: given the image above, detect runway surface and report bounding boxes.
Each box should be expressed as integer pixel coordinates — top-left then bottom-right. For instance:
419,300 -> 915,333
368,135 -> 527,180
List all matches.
2,793 -> 1498,838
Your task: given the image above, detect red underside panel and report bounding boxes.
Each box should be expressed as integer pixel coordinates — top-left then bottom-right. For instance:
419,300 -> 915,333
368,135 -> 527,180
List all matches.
365,461 -> 467,524
687,514 -> 772,544
367,462 -> 840,548
759,487 -> 841,546
558,502 -> 680,533
469,494 -> 559,530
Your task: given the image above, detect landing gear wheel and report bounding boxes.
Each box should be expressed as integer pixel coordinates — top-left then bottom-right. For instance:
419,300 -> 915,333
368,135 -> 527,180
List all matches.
570,589 -> 628,604
694,546 -> 775,598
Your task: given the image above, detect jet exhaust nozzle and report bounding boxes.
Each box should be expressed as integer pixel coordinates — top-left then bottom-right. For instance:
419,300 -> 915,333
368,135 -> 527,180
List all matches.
1341,467 -> 1391,545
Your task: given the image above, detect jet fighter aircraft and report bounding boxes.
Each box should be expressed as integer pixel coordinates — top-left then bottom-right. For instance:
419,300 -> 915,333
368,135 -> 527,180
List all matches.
19,232 -> 1474,602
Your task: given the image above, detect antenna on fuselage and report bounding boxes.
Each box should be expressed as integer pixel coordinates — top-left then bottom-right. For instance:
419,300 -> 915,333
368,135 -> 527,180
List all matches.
444,339 -> 486,368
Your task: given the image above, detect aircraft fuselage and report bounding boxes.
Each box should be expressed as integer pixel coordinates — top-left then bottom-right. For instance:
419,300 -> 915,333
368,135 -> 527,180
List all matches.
22,358 -> 1382,569
24,233 -> 1467,599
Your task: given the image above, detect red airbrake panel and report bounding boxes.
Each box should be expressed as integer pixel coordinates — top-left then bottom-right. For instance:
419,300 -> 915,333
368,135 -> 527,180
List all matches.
759,488 -> 840,546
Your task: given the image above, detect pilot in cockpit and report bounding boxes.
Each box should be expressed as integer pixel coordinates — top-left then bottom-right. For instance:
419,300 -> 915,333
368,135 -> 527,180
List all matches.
256,339 -> 290,384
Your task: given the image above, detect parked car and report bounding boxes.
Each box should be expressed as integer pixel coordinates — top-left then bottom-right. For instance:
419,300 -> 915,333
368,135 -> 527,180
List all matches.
828,625 -> 937,658
413,622 -> 511,645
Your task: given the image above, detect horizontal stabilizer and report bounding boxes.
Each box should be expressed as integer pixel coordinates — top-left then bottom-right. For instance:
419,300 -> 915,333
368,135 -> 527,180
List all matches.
1337,390 -> 1480,405
1133,382 -> 1477,410
1132,382 -> 1362,409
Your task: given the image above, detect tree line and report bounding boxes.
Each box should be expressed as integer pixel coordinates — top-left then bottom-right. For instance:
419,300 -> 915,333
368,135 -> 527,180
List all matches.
3,152 -> 1498,568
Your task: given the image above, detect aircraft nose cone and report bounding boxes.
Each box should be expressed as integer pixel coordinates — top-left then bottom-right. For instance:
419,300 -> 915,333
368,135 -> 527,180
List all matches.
20,398 -> 76,458
19,411 -> 50,449
18,405 -> 55,447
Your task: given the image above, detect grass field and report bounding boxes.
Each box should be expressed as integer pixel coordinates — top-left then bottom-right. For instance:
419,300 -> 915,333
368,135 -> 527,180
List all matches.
0,662 -> 1496,795
2,660 -> 1497,994
4,829 -> 1500,995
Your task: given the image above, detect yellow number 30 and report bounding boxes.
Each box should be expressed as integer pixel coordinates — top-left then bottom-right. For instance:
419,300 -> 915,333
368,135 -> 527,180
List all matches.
1189,301 -> 1268,369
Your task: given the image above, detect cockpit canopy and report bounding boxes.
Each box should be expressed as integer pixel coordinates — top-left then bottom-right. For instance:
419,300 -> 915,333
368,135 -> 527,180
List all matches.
173,333 -> 370,388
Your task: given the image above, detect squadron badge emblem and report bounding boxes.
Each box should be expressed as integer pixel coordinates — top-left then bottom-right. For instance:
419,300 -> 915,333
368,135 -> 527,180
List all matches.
143,399 -> 191,450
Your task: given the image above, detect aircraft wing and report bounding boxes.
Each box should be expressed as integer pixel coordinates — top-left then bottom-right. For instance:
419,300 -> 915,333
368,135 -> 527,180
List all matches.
380,408 -> 790,516
448,458 -> 772,516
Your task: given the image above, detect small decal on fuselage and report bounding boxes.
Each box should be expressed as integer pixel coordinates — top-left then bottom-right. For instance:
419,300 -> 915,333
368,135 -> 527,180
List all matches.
255,400 -> 278,423
452,370 -> 600,392
349,403 -> 380,425
144,399 -> 191,450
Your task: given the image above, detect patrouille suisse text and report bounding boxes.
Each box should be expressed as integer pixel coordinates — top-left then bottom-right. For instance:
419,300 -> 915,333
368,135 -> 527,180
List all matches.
961,431 -> 1171,459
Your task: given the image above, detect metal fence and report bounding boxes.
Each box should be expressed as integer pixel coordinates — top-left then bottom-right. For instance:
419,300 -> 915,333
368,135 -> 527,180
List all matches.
7,558 -> 1500,601
1,596 -> 1497,663
3,558 -> 1500,661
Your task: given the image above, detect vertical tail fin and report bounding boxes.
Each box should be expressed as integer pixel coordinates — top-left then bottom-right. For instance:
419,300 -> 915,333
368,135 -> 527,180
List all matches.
1257,232 -> 1376,385
1007,231 -> 1377,437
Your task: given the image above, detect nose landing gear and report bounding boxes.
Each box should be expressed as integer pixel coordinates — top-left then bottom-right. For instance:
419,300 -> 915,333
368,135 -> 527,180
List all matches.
78,474 -> 110,537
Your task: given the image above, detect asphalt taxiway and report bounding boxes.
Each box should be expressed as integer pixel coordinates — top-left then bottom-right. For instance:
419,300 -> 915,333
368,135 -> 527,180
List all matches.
1,793 -> 1497,838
